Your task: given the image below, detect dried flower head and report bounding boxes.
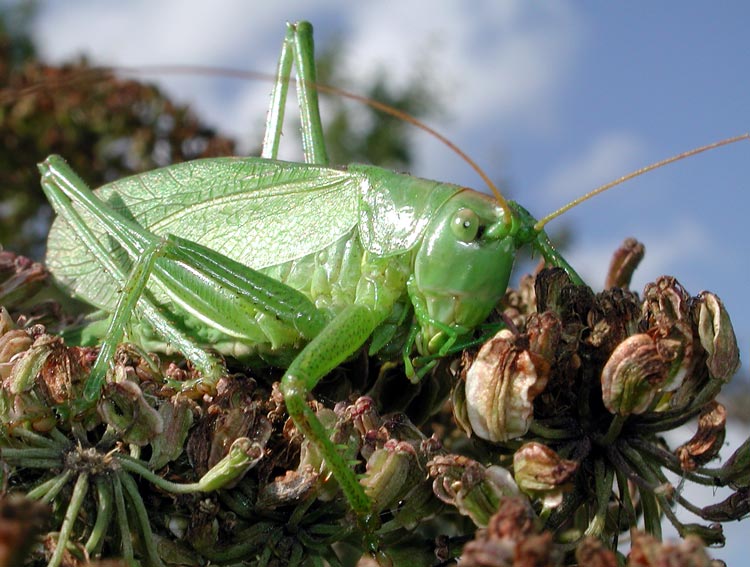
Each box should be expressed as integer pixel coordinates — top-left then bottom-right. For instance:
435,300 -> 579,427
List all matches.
464,328 -> 552,442
694,291 -> 740,382
512,442 -> 577,510
429,455 -> 519,527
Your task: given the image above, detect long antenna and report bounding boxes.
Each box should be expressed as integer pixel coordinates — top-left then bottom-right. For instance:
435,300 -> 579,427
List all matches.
533,134 -> 750,232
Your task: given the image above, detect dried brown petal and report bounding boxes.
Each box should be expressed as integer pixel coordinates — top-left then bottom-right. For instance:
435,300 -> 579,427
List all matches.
695,291 -> 740,382
485,496 -> 536,540
515,532 -> 555,567
525,311 -> 562,364
465,330 -> 549,442
675,401 -> 727,471
513,442 -> 577,509
460,538 -> 515,567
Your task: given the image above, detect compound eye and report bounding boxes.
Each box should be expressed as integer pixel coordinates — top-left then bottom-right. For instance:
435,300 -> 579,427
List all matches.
451,208 -> 480,242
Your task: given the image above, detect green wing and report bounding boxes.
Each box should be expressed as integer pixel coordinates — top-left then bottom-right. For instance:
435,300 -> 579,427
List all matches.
47,157 -> 360,309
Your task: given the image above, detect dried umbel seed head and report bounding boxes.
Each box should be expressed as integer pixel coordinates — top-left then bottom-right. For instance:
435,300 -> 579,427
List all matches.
464,329 -> 551,442
428,455 -> 519,527
512,442 -> 577,510
694,291 -> 740,382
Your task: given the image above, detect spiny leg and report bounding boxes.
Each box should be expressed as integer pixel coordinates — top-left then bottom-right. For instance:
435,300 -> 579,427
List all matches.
40,158 -> 328,403
280,304 -> 385,533
40,159 -> 225,395
83,239 -> 164,402
262,21 -> 329,165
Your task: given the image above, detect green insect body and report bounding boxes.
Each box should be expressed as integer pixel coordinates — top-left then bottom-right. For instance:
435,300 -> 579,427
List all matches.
45,159 -> 517,363
37,21 -> 578,531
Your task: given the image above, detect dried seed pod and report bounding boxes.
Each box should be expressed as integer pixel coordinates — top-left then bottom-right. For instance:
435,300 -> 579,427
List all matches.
428,455 -> 519,527
464,329 -> 550,442
99,377 -> 164,446
717,435 -> 750,489
641,277 -> 697,393
575,536 -> 618,567
642,276 -> 692,325
512,442 -> 577,509
459,497 -> 556,567
601,334 -> 668,415
675,401 -> 727,471
604,237 -> 645,290
187,377 -> 271,476
4,334 -> 58,395
149,395 -> 196,469
694,291 -> 740,382
360,439 -> 419,512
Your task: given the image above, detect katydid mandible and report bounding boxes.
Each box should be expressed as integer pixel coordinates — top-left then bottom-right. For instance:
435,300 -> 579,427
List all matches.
36,21 -> 747,529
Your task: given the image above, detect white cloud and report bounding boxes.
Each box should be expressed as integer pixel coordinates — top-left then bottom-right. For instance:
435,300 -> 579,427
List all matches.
539,131 -> 647,204
31,2 -> 585,168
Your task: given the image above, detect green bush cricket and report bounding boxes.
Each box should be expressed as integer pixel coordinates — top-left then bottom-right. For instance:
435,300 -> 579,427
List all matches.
34,20 -> 748,548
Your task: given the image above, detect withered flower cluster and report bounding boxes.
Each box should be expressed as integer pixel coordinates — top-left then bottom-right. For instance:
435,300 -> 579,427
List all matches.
0,241 -> 748,567
452,239 -> 746,563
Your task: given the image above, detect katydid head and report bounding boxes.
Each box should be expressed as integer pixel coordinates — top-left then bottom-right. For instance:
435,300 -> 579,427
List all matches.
411,189 -> 520,355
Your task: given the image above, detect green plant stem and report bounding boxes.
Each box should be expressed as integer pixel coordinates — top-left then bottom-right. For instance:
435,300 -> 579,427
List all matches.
112,472 -> 136,566
85,476 -> 113,554
48,472 -> 89,567
584,459 -> 614,537
27,470 -> 72,502
8,427 -> 61,448
119,470 -> 166,567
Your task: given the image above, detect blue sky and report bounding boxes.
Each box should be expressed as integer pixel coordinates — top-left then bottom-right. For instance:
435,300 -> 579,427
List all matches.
22,1 -> 750,560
